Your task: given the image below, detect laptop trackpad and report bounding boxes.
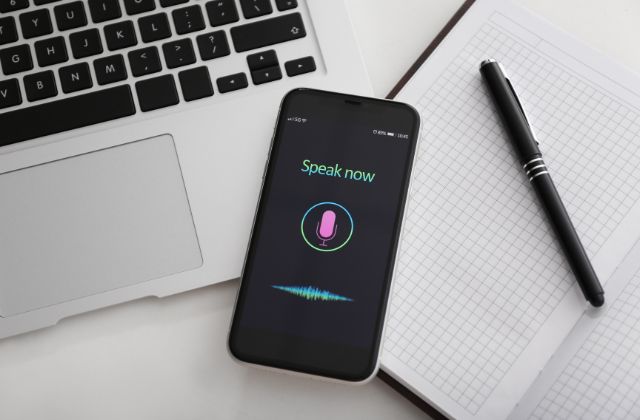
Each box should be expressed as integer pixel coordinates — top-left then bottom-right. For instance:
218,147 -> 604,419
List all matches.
0,134 -> 202,317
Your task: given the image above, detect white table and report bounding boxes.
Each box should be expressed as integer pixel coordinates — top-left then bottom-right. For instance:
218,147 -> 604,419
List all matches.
1,1 -> 639,419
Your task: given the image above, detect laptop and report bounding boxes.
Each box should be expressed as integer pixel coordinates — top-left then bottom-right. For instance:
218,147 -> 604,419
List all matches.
0,0 -> 371,338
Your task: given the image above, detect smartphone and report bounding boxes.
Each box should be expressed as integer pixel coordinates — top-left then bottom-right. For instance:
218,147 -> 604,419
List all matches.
229,89 -> 420,382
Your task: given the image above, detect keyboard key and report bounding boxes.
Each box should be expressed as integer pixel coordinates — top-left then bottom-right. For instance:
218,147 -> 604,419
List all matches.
205,0 -> 238,27
124,0 -> 156,15
196,30 -> 229,60
135,74 -> 178,111
59,62 -> 92,93
179,66 -> 213,101
20,9 -> 53,39
172,5 -> 204,34
0,44 -> 32,75
275,0 -> 297,11
88,0 -> 122,23
162,38 -> 195,68
239,0 -> 272,19
247,49 -> 277,70
94,54 -> 127,85
34,36 -> 68,66
54,1 -> 87,31
138,12 -> 171,42
0,16 -> 18,46
128,46 -> 161,76
216,72 -> 247,93
24,70 -> 57,102
0,85 -> 135,147
231,12 -> 305,52
284,56 -> 315,76
160,0 -> 188,6
251,65 -> 281,85
104,20 -> 137,50
34,0 -> 62,4
0,0 -> 28,13
69,28 -> 103,58
0,78 -> 21,109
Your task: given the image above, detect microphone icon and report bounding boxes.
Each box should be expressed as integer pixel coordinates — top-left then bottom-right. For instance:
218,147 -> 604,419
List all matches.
316,210 -> 337,247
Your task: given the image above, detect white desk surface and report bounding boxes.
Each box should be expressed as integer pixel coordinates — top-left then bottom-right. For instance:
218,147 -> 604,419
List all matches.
1,1 -> 639,419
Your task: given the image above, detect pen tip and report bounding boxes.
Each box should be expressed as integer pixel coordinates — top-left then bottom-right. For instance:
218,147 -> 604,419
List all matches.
590,293 -> 605,307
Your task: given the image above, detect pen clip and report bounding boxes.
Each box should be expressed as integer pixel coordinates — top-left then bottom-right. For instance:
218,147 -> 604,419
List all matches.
504,75 -> 540,145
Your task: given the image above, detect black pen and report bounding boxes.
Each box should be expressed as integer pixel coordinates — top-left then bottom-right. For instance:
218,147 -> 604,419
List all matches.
479,59 -> 604,307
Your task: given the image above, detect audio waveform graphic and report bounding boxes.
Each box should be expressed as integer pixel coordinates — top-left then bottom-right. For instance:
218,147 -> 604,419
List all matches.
271,285 -> 353,302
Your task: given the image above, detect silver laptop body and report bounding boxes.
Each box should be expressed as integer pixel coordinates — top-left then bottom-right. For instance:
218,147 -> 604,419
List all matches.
0,0 -> 371,338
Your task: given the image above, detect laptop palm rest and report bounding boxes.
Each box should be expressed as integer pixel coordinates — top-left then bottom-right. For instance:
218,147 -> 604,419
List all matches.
0,134 -> 202,317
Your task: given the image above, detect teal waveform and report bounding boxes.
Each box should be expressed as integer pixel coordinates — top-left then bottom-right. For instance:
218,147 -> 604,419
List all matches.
271,285 -> 353,302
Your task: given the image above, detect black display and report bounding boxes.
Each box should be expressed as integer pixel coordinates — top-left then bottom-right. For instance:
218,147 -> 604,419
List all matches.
229,89 -> 419,381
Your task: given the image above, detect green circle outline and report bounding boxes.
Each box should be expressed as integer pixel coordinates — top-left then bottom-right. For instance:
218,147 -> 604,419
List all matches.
300,202 -> 354,252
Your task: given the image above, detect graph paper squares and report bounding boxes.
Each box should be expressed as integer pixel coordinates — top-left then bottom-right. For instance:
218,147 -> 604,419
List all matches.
385,21 -> 640,414
530,275 -> 640,419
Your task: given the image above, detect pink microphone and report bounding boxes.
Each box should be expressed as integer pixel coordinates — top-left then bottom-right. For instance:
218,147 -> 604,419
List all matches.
316,210 -> 337,246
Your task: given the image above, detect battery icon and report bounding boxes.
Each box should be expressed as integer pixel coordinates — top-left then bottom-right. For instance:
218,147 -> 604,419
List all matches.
387,132 -> 395,136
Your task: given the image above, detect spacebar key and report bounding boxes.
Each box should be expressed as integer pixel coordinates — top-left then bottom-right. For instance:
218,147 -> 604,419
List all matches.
0,85 -> 136,147
231,12 -> 306,52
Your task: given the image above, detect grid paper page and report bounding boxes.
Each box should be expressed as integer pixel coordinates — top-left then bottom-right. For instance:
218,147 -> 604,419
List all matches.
384,15 -> 640,417
529,272 -> 640,420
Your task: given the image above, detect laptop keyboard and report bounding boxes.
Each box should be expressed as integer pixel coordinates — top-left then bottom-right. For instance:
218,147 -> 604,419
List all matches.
0,0 -> 316,146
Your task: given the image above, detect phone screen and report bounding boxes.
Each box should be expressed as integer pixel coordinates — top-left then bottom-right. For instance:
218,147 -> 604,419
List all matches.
229,89 -> 419,381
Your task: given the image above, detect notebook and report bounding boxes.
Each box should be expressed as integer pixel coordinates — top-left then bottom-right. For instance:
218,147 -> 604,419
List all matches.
379,0 -> 640,419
